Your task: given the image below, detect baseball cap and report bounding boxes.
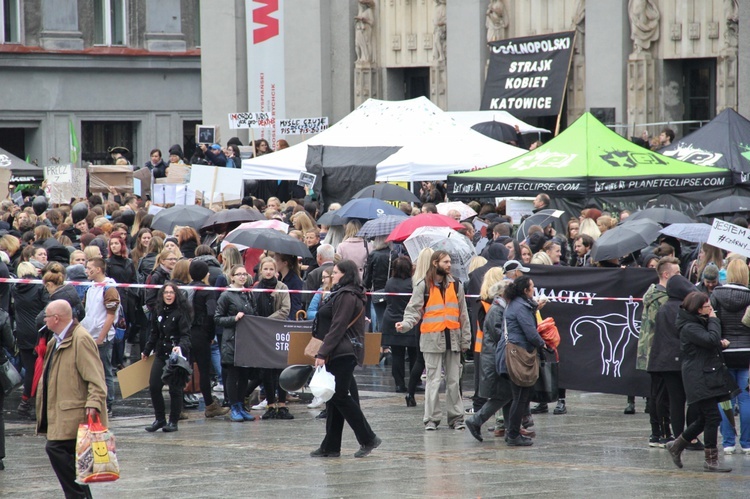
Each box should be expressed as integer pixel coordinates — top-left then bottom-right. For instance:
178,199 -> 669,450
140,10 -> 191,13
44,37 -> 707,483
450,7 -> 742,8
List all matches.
210,143 -> 222,150
503,260 -> 530,273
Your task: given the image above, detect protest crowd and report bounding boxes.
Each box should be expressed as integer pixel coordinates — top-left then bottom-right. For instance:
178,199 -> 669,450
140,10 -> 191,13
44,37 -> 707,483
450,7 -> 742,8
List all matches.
0,126 -> 748,495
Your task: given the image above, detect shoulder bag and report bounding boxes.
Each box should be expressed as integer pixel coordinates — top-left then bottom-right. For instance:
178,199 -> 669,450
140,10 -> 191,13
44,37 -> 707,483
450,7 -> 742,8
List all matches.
504,316 -> 539,387
305,307 -> 364,359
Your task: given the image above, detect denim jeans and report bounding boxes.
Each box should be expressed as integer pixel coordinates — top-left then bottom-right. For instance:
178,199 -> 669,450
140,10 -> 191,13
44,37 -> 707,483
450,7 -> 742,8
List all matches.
210,339 -> 222,379
98,341 -> 115,410
720,368 -> 750,450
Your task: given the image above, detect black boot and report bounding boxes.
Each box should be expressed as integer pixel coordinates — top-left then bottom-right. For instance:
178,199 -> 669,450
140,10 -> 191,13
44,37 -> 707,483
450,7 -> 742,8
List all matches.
666,435 -> 688,468
145,419 -> 166,432
162,420 -> 179,432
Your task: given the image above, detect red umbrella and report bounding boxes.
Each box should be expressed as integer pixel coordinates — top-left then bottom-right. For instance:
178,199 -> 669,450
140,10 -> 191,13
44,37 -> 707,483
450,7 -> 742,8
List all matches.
387,213 -> 464,243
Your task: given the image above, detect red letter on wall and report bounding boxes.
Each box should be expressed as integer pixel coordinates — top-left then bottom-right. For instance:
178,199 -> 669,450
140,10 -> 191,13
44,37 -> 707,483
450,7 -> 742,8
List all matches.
253,0 -> 279,44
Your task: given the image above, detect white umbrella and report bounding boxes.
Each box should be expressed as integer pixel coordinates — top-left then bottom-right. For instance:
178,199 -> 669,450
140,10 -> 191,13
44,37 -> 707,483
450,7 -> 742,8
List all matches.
404,226 -> 458,261
437,201 -> 477,221
404,227 -> 476,282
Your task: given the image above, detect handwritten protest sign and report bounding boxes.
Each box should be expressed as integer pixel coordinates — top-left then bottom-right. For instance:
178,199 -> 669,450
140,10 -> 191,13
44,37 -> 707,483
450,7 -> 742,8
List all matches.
228,112 -> 275,130
277,117 -> 328,135
188,165 -> 243,200
44,164 -> 87,203
152,184 -> 196,205
707,218 -> 750,258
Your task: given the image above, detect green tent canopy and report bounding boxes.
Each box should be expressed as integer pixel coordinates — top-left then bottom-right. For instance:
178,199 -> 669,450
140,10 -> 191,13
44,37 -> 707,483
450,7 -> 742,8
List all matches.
447,113 -> 732,199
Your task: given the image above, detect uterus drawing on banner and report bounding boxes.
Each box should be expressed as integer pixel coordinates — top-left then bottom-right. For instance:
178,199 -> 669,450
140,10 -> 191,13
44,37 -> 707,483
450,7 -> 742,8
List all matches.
569,298 -> 641,378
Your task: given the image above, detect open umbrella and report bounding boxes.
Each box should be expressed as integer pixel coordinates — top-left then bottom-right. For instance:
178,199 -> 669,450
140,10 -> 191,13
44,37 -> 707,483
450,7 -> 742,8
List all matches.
334,197 -> 406,220
436,201 -> 477,221
516,209 -> 565,241
471,121 -> 518,143
222,228 -> 312,258
200,208 -> 265,233
352,183 -> 419,203
357,214 -> 409,238
590,219 -> 662,262
625,207 -> 693,226
151,205 -> 214,234
316,210 -> 348,227
697,195 -> 750,217
659,223 -> 712,244
404,226 -> 458,261
387,213 -> 464,243
403,227 -> 475,283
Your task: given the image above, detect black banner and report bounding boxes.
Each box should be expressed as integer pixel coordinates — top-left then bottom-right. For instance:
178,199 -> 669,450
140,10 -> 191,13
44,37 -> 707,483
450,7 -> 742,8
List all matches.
235,315 -> 313,369
481,31 -> 575,117
526,265 -> 656,397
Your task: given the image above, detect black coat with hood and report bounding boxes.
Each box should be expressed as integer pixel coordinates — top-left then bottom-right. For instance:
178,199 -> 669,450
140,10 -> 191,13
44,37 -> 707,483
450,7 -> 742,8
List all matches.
649,275 -> 695,372
193,255 -> 222,286
12,282 -> 49,350
186,280 -> 216,345
676,309 -> 740,405
710,283 -> 750,369
35,284 -> 84,332
313,283 -> 367,365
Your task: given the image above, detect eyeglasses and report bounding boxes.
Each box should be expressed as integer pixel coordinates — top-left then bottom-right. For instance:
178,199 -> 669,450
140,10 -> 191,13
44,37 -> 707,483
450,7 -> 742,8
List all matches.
165,257 -> 178,262
44,314 -> 58,319
234,272 -> 249,277
163,290 -> 176,295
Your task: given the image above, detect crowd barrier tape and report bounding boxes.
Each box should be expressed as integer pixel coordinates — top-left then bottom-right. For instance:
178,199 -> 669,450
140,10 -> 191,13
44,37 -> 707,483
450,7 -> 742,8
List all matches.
0,277 -> 642,301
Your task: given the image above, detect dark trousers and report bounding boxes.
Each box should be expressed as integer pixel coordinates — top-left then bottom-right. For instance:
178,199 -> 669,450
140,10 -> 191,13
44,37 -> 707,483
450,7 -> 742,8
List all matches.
320,356 -> 376,452
149,355 -> 183,422
0,389 -> 4,460
682,397 -> 722,449
390,345 -> 417,389
472,352 -> 487,412
192,340 -> 214,404
661,371 -> 698,437
508,383 -> 533,439
407,345 -> 425,397
226,366 -> 251,405
45,439 -> 92,498
261,368 -> 286,404
19,348 -> 35,399
648,373 -> 671,437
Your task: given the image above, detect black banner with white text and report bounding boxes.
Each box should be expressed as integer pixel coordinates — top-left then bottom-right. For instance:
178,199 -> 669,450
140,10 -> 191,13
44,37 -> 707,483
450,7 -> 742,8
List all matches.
481,31 -> 575,117
235,315 -> 313,369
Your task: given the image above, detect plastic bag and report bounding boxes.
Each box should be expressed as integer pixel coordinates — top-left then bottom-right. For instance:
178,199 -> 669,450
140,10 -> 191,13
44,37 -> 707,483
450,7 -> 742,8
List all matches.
309,365 -> 336,402
76,414 -> 120,483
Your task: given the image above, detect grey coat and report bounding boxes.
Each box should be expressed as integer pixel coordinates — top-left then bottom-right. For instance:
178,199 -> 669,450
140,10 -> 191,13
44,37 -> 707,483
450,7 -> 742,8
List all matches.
479,297 -> 513,401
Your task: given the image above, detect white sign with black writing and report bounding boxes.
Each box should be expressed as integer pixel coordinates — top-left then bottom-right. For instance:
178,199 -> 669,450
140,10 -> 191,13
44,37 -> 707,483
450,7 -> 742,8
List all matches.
707,218 -> 750,258
44,164 -> 87,203
228,112 -> 275,130
278,117 -> 328,135
297,172 -> 316,188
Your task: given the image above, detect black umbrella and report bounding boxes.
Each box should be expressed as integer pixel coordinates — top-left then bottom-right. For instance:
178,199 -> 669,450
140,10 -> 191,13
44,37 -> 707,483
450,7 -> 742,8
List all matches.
151,205 -> 214,234
161,352 -> 193,387
353,183 -> 419,203
471,121 -> 518,143
697,195 -> 750,217
200,208 -> 265,234
316,210 -> 349,227
590,219 -> 662,262
223,228 -> 312,258
624,207 -> 693,226
516,209 -> 565,241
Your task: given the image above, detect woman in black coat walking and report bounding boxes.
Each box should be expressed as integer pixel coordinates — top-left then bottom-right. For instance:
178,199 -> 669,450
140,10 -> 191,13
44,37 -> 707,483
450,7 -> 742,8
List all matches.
381,257 -> 417,400
310,260 -> 381,458
142,282 -> 192,433
106,234 -> 138,366
667,291 -> 739,472
363,236 -> 391,332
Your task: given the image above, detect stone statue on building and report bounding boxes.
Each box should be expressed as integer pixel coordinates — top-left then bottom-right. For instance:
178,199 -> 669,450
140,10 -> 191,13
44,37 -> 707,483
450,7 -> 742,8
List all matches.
724,0 -> 739,48
486,0 -> 508,44
355,0 -> 375,63
433,0 -> 447,62
628,0 -> 660,54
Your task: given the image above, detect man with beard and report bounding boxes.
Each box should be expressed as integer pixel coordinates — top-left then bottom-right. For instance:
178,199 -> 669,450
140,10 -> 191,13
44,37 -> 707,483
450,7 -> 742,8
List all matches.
397,251 -> 471,431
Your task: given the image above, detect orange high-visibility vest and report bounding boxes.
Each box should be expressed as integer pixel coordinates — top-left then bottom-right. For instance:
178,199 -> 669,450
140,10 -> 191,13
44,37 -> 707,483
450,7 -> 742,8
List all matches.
474,301 -> 491,353
420,281 -> 461,334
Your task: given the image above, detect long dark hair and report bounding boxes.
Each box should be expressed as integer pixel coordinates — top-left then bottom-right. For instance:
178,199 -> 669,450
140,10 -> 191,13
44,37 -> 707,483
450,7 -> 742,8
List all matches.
334,259 -> 362,288
503,275 -> 533,302
156,281 -> 192,320
424,250 -> 450,284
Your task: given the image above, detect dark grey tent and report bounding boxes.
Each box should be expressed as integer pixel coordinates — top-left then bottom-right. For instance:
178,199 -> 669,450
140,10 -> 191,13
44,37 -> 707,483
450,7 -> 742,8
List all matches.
0,147 -> 45,183
660,109 -> 750,184
305,145 -> 401,211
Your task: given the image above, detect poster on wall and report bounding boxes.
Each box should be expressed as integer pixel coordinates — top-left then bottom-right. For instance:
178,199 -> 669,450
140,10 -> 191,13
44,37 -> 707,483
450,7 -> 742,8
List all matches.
481,31 -> 575,117
246,0 -> 285,147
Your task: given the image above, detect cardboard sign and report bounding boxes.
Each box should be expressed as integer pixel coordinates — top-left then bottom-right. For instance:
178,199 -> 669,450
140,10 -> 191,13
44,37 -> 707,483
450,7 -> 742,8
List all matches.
45,164 -> 87,203
707,218 -> 750,258
116,356 -> 155,398
187,164 -> 244,199
196,125 -> 220,145
278,117 -> 328,135
287,332 -> 382,366
228,112 -> 275,130
133,167 -> 152,200
88,165 -> 133,193
152,184 -> 196,205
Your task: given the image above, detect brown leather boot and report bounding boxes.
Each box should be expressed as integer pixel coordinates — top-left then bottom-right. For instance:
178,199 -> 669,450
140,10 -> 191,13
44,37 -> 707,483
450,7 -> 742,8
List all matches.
703,448 -> 731,472
666,435 -> 688,468
205,398 -> 231,418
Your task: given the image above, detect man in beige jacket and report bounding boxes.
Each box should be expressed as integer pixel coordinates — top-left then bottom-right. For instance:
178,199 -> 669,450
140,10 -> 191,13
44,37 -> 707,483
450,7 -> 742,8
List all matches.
37,300 -> 107,499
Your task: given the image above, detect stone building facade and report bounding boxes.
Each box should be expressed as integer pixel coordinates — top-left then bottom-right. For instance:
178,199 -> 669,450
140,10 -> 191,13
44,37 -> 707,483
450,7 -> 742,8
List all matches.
0,0 -> 201,167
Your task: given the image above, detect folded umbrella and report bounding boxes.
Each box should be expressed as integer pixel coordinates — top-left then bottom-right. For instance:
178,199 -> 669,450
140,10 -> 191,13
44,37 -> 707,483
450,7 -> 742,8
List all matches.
161,352 -> 193,388
357,214 -> 409,238
151,205 -> 214,234
222,228 -> 312,258
387,213 -> 464,243
659,223 -> 712,244
697,195 -> 750,217
590,219 -> 662,262
352,183 -> 419,203
200,208 -> 265,234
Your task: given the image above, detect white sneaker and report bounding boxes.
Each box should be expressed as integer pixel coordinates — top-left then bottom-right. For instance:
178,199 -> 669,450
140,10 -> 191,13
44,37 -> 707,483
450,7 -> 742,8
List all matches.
251,399 -> 268,410
724,446 -> 736,455
307,396 -> 325,409
742,447 -> 750,455
212,383 -> 224,393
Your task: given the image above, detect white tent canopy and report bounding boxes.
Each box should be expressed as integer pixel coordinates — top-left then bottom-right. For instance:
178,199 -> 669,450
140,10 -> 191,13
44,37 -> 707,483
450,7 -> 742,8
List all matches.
242,97 -> 525,181
446,110 -> 550,135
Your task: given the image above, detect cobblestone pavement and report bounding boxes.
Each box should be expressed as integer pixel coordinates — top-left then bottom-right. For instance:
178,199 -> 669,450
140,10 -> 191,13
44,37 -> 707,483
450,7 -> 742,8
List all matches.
2,364 -> 749,498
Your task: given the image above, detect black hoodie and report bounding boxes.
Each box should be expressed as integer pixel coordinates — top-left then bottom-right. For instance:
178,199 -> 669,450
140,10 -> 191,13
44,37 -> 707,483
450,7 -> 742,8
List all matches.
649,275 -> 696,372
12,282 -> 49,349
